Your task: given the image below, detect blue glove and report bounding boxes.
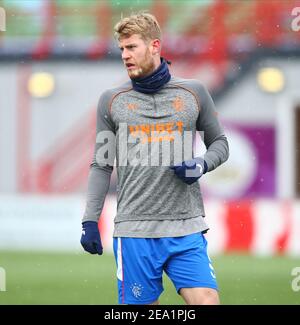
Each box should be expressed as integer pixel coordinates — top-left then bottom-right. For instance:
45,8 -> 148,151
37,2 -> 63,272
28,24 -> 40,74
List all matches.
170,157 -> 208,185
80,221 -> 103,255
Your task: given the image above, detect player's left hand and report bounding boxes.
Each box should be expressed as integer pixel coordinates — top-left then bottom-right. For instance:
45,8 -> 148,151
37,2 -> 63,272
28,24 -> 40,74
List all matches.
170,157 -> 207,185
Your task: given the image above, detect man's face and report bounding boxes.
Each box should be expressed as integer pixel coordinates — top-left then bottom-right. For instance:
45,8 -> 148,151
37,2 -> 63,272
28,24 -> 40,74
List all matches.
118,34 -> 156,79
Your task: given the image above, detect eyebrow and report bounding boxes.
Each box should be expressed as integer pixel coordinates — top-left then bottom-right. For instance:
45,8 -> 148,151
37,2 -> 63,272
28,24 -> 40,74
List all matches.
118,43 -> 137,50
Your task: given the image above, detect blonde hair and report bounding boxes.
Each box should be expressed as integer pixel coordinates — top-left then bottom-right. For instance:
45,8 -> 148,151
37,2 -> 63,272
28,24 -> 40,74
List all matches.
114,12 -> 162,43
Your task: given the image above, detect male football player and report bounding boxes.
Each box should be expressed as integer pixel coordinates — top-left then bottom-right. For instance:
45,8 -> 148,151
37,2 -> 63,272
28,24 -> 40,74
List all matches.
81,13 -> 229,305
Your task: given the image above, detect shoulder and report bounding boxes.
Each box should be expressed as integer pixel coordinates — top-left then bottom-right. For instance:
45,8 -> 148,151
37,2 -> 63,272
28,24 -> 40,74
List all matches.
169,76 -> 208,97
96,81 -> 132,118
99,81 -> 132,104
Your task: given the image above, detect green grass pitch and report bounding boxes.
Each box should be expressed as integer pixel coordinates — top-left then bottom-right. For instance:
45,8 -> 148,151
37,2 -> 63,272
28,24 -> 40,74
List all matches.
0,251 -> 299,305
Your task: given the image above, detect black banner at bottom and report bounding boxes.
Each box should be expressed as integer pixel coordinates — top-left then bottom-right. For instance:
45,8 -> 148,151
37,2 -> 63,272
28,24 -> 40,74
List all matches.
0,305 -> 298,323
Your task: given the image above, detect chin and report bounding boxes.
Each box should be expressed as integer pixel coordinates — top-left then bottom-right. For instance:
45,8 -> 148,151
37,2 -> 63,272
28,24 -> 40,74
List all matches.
128,68 -> 143,79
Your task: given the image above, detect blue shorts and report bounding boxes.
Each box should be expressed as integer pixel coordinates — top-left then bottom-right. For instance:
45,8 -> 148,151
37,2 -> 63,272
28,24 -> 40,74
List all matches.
113,232 -> 218,304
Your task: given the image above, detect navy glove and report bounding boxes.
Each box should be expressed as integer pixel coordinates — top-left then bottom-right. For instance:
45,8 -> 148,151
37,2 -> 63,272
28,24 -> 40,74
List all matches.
170,157 -> 208,185
80,221 -> 103,255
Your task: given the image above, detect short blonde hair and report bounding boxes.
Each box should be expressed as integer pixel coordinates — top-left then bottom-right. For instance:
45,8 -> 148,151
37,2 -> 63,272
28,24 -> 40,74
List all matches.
114,12 -> 162,43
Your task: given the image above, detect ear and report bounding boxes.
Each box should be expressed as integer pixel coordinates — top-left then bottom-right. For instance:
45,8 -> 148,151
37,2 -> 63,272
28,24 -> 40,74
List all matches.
151,39 -> 161,55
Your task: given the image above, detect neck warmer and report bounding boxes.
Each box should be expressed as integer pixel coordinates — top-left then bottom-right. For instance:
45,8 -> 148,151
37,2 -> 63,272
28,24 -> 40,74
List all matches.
131,57 -> 171,94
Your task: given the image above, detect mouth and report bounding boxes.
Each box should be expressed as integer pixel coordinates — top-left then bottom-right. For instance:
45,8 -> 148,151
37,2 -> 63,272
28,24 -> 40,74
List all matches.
125,63 -> 136,70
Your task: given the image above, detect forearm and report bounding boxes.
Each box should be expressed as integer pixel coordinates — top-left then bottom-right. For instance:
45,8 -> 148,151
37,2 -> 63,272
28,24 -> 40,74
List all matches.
82,164 -> 112,222
203,135 -> 229,172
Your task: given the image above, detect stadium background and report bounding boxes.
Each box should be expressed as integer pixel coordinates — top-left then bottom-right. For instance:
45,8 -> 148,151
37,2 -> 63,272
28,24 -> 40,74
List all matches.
0,0 -> 300,304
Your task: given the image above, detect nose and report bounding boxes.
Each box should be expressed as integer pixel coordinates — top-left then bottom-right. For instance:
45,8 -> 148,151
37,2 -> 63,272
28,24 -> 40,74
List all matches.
122,48 -> 131,60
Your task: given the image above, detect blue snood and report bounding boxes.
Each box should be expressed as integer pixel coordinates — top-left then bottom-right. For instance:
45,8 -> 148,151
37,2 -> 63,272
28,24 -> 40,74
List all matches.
131,57 -> 171,94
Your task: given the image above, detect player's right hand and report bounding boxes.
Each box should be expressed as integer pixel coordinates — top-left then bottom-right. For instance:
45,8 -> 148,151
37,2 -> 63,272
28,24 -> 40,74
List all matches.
80,221 -> 103,255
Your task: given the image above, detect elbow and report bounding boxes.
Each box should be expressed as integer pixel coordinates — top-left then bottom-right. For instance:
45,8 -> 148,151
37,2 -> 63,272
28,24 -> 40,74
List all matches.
90,161 -> 113,174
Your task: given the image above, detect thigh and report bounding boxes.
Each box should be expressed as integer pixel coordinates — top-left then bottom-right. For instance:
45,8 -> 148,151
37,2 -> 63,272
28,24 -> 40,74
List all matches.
164,233 -> 218,293
113,237 -> 164,304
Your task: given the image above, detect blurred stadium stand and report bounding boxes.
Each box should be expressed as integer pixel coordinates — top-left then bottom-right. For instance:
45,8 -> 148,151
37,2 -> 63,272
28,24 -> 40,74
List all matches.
0,0 -> 300,255
1,0 -> 300,91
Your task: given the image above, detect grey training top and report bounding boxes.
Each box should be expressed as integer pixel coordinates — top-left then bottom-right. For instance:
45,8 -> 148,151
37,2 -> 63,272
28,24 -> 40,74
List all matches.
83,76 -> 229,238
